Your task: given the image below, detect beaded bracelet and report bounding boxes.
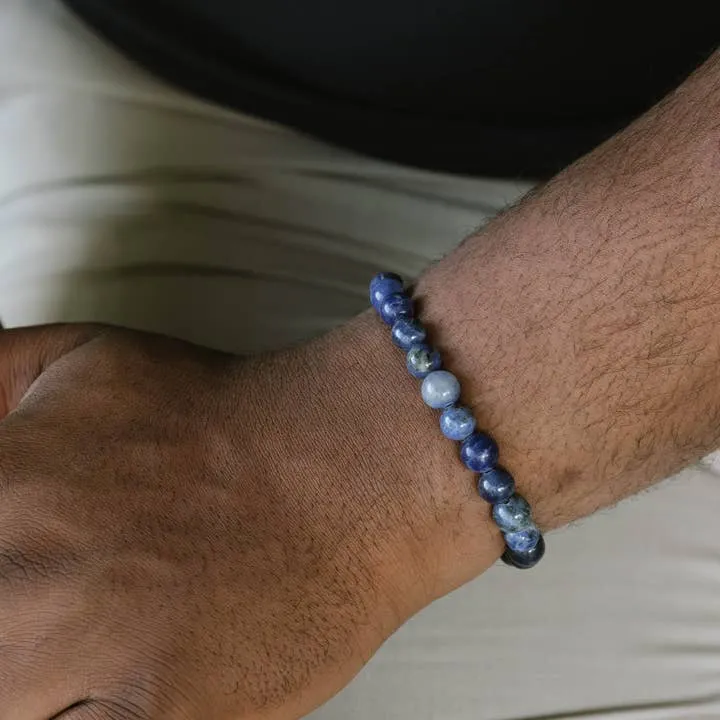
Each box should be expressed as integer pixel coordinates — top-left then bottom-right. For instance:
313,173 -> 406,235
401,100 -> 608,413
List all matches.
370,272 -> 545,569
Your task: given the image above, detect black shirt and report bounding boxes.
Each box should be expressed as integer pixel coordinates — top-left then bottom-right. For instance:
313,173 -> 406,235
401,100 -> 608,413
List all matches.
63,0 -> 718,178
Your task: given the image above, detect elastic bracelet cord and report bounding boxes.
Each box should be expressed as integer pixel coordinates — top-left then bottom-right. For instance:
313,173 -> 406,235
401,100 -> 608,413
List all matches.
370,272 -> 545,570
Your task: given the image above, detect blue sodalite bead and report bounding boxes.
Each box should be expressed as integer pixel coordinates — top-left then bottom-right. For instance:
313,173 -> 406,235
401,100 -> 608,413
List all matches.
421,371 -> 461,409
370,272 -> 404,313
406,345 -> 442,379
477,467 -> 515,504
380,293 -> 413,325
368,270 -> 545,568
460,432 -> 499,472
502,534 -> 545,569
439,406 -> 476,441
492,494 -> 533,533
504,525 -> 540,553
391,319 -> 427,349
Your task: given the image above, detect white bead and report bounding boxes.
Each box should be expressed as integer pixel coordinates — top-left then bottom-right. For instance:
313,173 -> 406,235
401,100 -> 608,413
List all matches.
421,371 -> 461,409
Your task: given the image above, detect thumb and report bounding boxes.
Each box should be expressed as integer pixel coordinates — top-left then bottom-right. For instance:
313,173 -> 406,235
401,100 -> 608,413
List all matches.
0,323 -> 104,419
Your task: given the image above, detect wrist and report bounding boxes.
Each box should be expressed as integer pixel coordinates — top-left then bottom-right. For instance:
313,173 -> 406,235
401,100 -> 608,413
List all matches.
228,311 -> 503,635
318,312 -> 505,605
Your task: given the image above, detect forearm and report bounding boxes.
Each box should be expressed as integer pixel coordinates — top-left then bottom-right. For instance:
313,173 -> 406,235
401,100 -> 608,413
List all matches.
281,49 -> 720,612
417,47 -> 720,533
233,49 -> 720,718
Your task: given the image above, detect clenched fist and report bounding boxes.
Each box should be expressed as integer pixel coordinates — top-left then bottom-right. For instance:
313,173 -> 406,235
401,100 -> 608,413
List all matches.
0,320 -> 497,720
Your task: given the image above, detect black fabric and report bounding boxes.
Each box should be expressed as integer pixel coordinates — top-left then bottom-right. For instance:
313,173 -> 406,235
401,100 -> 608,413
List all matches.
62,0 -> 718,178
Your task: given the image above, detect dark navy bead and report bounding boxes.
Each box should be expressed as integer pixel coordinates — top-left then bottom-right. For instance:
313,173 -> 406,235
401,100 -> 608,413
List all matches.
406,345 -> 442,378
504,525 -> 540,553
460,432 -> 499,472
391,319 -> 427,349
492,494 -> 533,533
477,467 -> 515,504
380,293 -> 414,325
370,272 -> 404,313
440,406 -> 476,441
502,534 -> 545,569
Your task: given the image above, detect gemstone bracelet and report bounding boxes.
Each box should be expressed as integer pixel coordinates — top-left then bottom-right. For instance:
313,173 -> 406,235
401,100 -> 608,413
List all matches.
370,272 -> 545,569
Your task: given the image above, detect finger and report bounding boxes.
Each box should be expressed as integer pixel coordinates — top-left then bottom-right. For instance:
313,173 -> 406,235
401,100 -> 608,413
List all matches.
0,324 -> 104,419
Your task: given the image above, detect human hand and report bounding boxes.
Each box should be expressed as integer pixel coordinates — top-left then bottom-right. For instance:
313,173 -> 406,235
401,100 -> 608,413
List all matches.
0,320 -> 500,720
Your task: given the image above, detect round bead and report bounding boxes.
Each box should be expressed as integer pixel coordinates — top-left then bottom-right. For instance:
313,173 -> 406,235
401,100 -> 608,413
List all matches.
477,467 -> 515,504
492,494 -> 533,533
439,406 -> 476,441
502,534 -> 545,569
370,272 -> 404,313
380,293 -> 414,325
460,432 -> 499,472
504,525 -> 541,553
421,371 -> 461,409
406,345 -> 442,379
391,319 -> 427,349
